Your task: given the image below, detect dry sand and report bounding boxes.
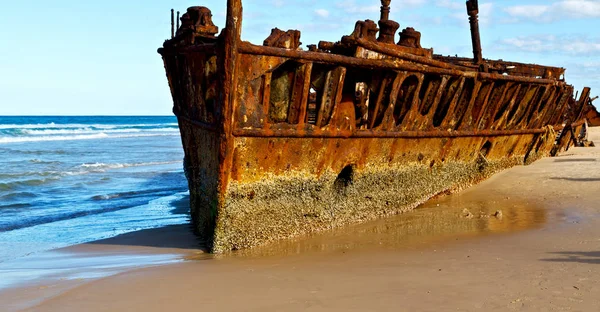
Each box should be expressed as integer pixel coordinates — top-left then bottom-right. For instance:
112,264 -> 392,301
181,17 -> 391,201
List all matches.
3,128 -> 600,311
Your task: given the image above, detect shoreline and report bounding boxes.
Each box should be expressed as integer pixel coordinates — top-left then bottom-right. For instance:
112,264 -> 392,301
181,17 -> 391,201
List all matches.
2,128 -> 600,311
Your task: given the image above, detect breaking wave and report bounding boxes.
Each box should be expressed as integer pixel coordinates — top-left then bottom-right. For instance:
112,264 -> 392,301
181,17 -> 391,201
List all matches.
0,132 -> 180,144
0,121 -> 180,144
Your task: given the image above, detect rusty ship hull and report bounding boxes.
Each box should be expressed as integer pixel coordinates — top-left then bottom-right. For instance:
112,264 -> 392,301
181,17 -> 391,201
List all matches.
159,0 -> 592,252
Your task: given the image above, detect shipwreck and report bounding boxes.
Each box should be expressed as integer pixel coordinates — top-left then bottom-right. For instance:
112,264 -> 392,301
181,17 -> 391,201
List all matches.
159,0 -> 595,253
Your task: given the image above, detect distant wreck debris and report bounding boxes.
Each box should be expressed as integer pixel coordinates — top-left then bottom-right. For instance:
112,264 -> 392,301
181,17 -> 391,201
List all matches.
159,0 -> 595,253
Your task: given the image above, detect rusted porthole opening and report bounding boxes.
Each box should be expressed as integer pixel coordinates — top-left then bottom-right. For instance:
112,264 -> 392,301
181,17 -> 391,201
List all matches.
480,141 -> 493,157
334,165 -> 355,191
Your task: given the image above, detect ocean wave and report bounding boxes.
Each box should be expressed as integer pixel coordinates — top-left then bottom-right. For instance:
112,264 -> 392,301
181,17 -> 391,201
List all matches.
21,128 -> 178,136
0,203 -> 32,210
0,188 -> 188,232
0,177 -> 60,191
0,171 -> 62,179
0,132 -> 179,144
80,161 -> 180,171
0,192 -> 37,200
0,123 -> 178,130
0,133 -> 110,143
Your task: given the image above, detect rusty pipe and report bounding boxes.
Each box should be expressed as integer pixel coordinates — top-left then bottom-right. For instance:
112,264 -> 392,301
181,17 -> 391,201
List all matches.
466,0 -> 483,65
171,9 -> 174,39
380,0 -> 391,21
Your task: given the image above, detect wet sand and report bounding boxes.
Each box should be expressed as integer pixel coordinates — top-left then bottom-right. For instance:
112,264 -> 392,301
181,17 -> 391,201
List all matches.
3,128 -> 600,311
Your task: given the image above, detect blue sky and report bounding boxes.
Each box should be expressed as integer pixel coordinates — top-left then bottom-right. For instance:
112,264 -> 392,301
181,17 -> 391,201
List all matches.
0,0 -> 598,115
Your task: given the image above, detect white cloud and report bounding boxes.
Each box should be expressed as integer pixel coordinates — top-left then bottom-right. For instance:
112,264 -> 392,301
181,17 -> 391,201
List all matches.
399,0 -> 427,7
504,0 -> 600,22
272,0 -> 285,8
448,2 -> 494,26
314,9 -> 330,18
479,3 -> 494,25
435,0 -> 463,10
504,5 -> 549,19
336,0 -> 427,15
338,1 -> 380,14
498,34 -> 600,55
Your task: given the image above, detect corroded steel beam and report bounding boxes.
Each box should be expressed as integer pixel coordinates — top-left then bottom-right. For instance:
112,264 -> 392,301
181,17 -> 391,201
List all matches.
354,38 -> 469,71
238,43 -> 558,85
232,128 -> 548,139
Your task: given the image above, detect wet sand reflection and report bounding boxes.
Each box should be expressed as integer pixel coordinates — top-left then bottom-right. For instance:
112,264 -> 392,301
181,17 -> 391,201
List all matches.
186,193 -> 548,260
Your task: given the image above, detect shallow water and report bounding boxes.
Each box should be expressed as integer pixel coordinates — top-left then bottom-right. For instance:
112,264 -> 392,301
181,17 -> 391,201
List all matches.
0,116 -> 190,262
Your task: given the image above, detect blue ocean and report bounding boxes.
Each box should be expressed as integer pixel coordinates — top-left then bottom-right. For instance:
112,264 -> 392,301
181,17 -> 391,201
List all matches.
0,116 -> 189,263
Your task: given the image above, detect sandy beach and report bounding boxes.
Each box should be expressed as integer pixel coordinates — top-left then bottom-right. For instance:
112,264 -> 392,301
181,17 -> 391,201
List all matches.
2,128 -> 600,311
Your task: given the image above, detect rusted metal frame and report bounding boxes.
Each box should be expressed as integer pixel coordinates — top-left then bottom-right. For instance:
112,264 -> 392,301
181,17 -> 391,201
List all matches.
555,94 -> 573,125
574,87 -> 591,121
261,72 -> 272,128
218,0 -> 243,196
571,119 -> 587,128
457,79 -> 483,130
481,81 -> 510,130
238,43 -> 558,86
492,84 -> 522,130
232,127 -> 546,139
547,89 -> 570,125
354,38 -> 469,71
297,62 -> 313,126
368,75 -> 388,129
565,126 -> 578,151
472,80 -> 495,130
477,72 -> 555,85
287,64 -> 307,124
332,68 -> 347,124
551,124 -> 573,155
515,85 -> 545,130
174,110 -> 219,132
545,88 -> 567,126
419,75 -> 449,130
315,67 -> 346,127
506,84 -> 534,130
416,74 -> 436,116
532,86 -> 559,129
524,85 -> 551,129
239,42 -> 466,76
369,73 -> 395,129
315,70 -> 333,127
439,77 -> 467,130
159,44 -> 217,55
523,132 -> 542,161
400,73 -> 426,131
383,71 -> 408,130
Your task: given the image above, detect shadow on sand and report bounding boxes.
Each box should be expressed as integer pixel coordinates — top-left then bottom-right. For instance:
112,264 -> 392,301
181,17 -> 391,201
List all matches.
550,177 -> 600,182
541,251 -> 600,264
553,158 -> 597,163
87,195 -> 210,252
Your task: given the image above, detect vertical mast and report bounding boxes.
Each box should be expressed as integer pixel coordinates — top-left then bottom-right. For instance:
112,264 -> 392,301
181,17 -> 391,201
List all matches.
170,9 -> 174,38
380,0 -> 391,21
466,0 -> 483,65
